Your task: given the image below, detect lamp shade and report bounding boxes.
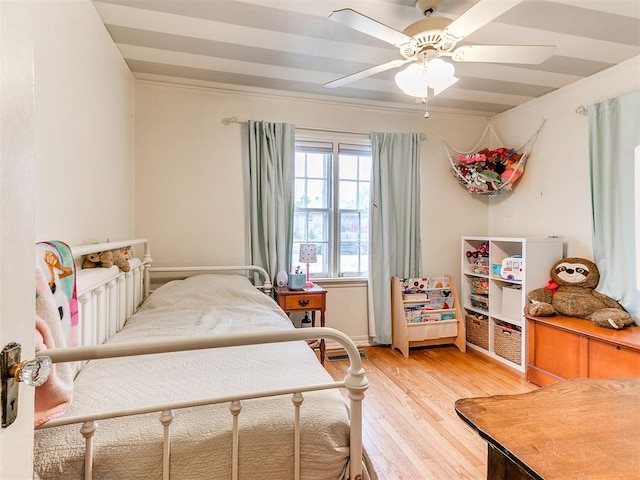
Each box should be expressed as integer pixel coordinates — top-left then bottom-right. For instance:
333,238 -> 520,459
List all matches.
299,244 -> 318,264
394,58 -> 458,98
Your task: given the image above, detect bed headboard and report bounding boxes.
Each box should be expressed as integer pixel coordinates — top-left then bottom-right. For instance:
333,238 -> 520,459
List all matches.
68,240 -> 273,364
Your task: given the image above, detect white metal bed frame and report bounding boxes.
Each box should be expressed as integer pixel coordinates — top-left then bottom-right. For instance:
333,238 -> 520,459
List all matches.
35,238 -> 369,480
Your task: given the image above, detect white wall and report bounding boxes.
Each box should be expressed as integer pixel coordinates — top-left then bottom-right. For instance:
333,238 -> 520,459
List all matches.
488,56 -> 640,259
33,0 -> 135,245
135,82 -> 489,342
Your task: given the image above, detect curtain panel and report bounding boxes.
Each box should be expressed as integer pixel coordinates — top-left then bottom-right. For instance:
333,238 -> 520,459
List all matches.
369,132 -> 422,344
246,120 -> 295,284
589,89 -> 640,322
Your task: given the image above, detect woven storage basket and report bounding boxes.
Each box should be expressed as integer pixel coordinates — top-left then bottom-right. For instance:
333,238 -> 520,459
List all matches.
465,314 -> 488,350
493,323 -> 522,365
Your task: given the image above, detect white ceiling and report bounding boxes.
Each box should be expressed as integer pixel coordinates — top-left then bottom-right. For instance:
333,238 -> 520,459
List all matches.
93,0 -> 640,117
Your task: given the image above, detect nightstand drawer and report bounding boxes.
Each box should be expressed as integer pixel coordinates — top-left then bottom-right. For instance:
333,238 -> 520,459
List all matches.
281,294 -> 324,311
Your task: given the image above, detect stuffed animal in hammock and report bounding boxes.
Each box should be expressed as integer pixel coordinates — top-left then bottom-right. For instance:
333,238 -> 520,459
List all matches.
524,257 -> 634,329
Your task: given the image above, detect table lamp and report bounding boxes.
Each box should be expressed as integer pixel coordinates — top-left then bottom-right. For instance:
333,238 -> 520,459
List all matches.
299,244 -> 317,288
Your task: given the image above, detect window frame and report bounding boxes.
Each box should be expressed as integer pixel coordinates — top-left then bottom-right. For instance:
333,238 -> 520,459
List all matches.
294,130 -> 371,279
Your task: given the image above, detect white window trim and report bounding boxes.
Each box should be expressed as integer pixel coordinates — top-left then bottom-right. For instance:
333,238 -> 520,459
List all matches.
294,130 -> 371,279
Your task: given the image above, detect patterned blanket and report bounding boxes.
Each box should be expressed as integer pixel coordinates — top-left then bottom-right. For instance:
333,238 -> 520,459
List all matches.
35,241 -> 78,427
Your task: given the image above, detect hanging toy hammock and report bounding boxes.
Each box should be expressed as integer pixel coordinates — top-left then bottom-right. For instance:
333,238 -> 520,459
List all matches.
439,121 -> 545,196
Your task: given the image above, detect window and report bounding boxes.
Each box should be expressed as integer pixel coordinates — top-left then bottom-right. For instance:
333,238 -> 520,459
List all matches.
293,136 -> 371,278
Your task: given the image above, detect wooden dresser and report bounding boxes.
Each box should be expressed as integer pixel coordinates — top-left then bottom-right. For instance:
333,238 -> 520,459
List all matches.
527,314 -> 640,386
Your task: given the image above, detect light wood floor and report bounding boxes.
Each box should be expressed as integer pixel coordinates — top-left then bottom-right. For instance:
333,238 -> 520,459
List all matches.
323,345 -> 538,480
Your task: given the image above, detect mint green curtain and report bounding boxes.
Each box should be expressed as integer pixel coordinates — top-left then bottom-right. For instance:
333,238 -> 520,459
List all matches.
589,89 -> 640,322
369,132 -> 422,344
246,121 -> 295,284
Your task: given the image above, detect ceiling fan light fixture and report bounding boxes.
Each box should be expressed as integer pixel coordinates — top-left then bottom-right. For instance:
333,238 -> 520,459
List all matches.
395,63 -> 429,97
394,58 -> 458,98
428,58 -> 459,95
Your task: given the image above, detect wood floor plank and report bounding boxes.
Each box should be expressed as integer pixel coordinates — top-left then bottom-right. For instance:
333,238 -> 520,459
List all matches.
324,345 -> 537,480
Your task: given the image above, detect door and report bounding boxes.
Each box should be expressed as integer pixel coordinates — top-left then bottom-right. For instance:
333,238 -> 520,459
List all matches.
0,1 -> 36,478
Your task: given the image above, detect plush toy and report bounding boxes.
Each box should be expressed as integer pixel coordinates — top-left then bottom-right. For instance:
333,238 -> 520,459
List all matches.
524,257 -> 634,329
82,251 -> 114,269
110,247 -> 131,272
82,247 -> 131,272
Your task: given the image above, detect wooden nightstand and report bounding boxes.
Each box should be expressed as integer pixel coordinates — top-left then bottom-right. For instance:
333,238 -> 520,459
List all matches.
275,285 -> 327,364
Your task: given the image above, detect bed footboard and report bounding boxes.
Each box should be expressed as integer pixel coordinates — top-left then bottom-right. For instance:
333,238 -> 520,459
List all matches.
36,328 -> 368,480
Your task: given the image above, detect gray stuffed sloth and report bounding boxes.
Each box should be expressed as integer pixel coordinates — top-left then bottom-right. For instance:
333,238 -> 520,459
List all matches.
524,257 -> 634,329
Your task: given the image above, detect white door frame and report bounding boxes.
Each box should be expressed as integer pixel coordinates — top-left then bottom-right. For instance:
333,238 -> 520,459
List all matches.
0,1 -> 36,478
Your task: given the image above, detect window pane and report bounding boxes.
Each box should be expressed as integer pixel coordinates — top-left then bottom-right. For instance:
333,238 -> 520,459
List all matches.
310,243 -> 328,276
294,154 -> 306,176
360,212 -> 369,242
340,212 -> 360,241
306,179 -> 328,208
292,211 -> 309,241
339,211 -> 368,276
339,180 -> 358,209
359,157 -> 371,181
340,155 -> 358,180
307,153 -> 328,178
294,179 -> 308,208
292,211 -> 329,276
359,182 -> 370,209
339,180 -> 369,210
307,211 -> 328,243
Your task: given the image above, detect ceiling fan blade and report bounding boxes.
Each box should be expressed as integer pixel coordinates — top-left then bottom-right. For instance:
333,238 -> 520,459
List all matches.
324,59 -> 412,88
441,0 -> 525,44
450,45 -> 555,64
329,9 -> 413,47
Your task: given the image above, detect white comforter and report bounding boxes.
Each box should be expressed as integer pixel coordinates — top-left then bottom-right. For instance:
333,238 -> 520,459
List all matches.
34,274 -> 370,480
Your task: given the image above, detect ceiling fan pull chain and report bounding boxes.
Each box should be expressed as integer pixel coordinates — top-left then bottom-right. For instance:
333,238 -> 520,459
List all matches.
422,97 -> 430,119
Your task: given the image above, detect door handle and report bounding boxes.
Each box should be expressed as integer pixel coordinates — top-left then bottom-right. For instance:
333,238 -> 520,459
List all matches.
1,342 -> 52,427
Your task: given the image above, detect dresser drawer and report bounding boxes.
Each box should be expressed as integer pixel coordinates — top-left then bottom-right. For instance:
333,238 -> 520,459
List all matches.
588,339 -> 640,378
281,293 -> 325,311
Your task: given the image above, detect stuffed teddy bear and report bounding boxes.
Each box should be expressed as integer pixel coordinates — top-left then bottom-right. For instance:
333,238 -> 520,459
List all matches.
110,247 -> 131,272
82,248 -> 131,272
524,257 -> 634,329
82,251 -> 114,269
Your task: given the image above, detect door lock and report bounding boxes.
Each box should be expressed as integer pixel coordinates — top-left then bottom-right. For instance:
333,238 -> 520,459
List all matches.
1,342 -> 52,427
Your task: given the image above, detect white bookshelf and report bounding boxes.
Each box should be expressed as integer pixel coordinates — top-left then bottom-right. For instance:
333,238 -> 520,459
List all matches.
461,236 -> 563,371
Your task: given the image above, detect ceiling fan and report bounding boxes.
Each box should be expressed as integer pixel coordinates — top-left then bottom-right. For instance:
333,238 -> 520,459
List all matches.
325,0 -> 555,102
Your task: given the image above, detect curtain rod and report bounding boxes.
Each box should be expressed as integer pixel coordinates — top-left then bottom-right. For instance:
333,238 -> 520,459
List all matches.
221,117 -> 426,141
575,105 -> 588,116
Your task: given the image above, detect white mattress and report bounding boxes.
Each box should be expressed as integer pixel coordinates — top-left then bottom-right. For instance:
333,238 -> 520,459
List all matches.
34,274 -> 372,480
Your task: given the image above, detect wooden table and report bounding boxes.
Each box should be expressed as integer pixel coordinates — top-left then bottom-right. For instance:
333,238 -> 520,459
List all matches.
274,285 -> 327,364
455,378 -> 640,480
